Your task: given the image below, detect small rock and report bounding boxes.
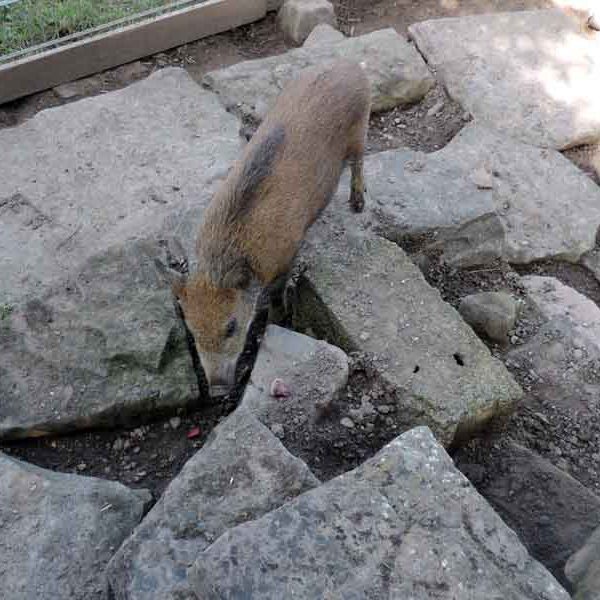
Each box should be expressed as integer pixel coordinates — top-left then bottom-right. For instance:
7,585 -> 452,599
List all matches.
77,463 -> 87,472
340,417 -> 355,429
278,0 -> 336,45
270,378 -> 291,398
270,423 -> 285,439
169,416 -> 181,430
426,100 -> 444,117
377,405 -> 391,414
459,292 -> 518,344
112,439 -> 125,452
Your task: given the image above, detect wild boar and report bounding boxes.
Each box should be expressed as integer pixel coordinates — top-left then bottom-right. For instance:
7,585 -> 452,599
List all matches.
161,59 -> 371,397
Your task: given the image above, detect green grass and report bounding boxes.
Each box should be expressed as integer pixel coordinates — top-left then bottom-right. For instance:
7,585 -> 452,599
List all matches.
0,0 -> 173,57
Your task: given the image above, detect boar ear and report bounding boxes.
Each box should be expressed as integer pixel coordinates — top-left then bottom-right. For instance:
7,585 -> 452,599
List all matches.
221,258 -> 253,290
154,259 -> 187,299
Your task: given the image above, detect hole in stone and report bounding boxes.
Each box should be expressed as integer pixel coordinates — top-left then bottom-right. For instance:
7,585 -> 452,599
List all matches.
413,365 -> 420,373
453,353 -> 465,366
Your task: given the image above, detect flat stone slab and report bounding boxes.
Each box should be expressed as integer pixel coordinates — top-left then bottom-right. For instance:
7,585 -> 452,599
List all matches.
366,123 -> 600,266
293,224 -> 522,445
0,67 -> 240,304
240,324 -> 349,438
409,10 -> 600,150
456,440 -> 600,589
189,426 -> 570,599
567,525 -> 600,600
0,452 -> 150,600
509,275 -> 600,414
202,28 -> 434,120
106,407 -> 319,600
0,239 -> 198,440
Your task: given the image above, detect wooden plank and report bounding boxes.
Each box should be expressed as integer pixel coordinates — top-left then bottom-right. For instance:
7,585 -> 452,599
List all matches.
0,0 -> 267,105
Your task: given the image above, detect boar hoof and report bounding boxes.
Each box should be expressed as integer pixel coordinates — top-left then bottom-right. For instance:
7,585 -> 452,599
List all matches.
349,189 -> 365,213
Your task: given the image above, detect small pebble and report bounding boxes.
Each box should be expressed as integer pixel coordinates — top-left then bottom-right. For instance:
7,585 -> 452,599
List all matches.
270,423 -> 285,439
340,417 -> 355,429
270,378 -> 291,398
169,416 -> 182,430
76,463 -> 87,472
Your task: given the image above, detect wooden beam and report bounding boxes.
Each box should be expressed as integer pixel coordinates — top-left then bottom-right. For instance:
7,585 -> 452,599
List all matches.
0,0 -> 267,105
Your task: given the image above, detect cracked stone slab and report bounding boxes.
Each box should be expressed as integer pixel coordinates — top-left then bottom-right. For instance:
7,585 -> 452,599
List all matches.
202,28 -> 434,120
292,223 -> 522,446
456,440 -> 600,589
240,324 -> 349,438
567,525 -> 600,600
409,9 -> 600,150
365,123 -> 600,266
508,276 -> 600,414
106,407 -> 319,600
0,239 -> 198,440
0,452 -> 151,600
189,426 -> 570,599
0,67 -> 241,304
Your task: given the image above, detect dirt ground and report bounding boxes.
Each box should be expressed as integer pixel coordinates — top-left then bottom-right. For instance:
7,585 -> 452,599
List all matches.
2,0 -> 600,535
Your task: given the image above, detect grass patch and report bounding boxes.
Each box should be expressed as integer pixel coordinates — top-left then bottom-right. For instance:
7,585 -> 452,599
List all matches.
0,0 -> 172,57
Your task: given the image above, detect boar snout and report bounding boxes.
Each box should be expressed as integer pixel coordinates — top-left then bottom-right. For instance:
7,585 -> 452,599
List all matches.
199,352 -> 239,397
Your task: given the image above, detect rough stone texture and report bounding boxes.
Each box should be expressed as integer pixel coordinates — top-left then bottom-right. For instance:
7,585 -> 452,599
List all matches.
303,22 -> 344,47
202,28 -> 434,120
278,0 -> 336,45
240,325 -> 349,437
567,526 -> 600,600
106,407 -> 319,600
509,276 -> 600,414
0,452 -> 151,600
459,292 -> 519,344
0,67 -> 241,305
189,427 -> 570,599
293,223 -> 522,446
457,440 -> 600,590
0,239 -> 198,440
409,10 -> 600,150
366,123 -> 600,266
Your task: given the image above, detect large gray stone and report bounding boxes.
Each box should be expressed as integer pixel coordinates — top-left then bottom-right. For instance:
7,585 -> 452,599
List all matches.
106,407 -> 319,600
366,123 -> 600,266
189,426 -> 570,599
456,440 -> 600,590
409,10 -> 600,150
0,452 -> 150,600
293,222 -> 522,446
0,239 -> 198,440
0,67 -> 241,305
202,28 -> 434,120
240,324 -> 349,437
509,276 -> 600,415
567,525 -> 600,600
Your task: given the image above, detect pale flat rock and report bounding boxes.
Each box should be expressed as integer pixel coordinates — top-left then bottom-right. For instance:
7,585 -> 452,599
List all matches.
409,10 -> 600,149
240,324 -> 349,440
0,67 -> 241,304
567,525 -> 600,600
0,452 -> 150,600
189,427 -> 570,599
366,123 -> 600,265
0,239 -> 198,440
303,23 -> 345,47
293,224 -> 522,446
106,408 -> 319,600
456,440 -> 600,589
202,28 -> 434,120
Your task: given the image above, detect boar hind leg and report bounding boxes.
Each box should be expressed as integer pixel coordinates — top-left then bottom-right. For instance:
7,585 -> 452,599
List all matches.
347,118 -> 368,213
349,157 -> 366,213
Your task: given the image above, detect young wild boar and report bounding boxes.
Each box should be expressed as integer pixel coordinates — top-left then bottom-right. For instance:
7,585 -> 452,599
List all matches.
165,59 -> 371,397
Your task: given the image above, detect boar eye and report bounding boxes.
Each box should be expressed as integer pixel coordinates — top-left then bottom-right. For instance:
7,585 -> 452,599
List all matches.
225,318 -> 237,339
